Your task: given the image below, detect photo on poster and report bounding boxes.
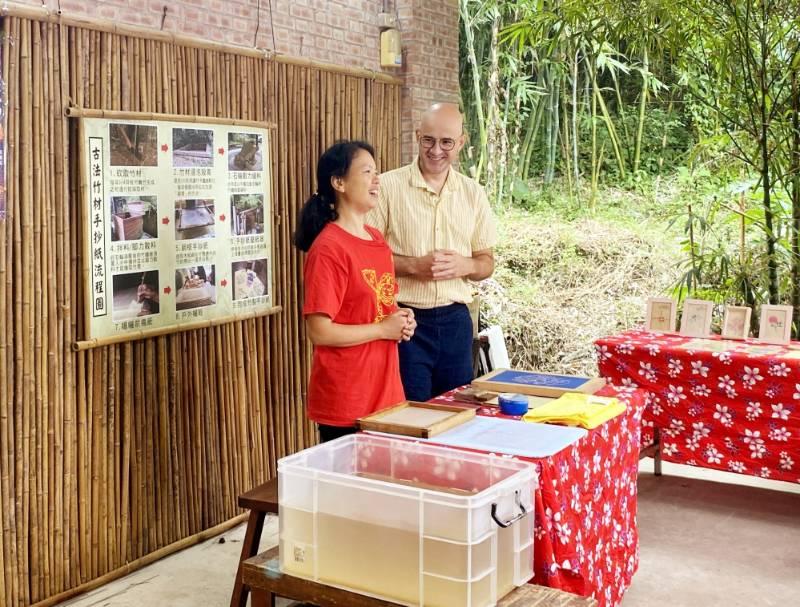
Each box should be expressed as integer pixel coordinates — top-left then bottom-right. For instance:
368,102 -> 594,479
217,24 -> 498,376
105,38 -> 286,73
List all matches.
112,270 -> 160,321
175,264 -> 216,310
110,195 -> 158,241
231,258 -> 268,300
172,128 -> 214,168
228,132 -> 263,171
109,123 -> 158,166
231,193 -> 264,236
175,198 -> 215,240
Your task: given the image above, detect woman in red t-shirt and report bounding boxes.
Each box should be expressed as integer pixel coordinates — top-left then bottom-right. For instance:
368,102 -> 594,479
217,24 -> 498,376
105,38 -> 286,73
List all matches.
294,141 -> 416,442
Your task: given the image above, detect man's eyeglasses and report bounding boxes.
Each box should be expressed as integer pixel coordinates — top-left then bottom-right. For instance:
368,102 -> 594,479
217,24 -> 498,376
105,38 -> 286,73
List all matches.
419,136 -> 457,151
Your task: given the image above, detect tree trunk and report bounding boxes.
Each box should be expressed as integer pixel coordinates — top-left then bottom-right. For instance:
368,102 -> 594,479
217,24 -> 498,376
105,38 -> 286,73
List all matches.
633,49 -> 650,174
759,10 -> 779,304
460,0 -> 487,181
485,9 -> 501,199
572,49 -> 580,185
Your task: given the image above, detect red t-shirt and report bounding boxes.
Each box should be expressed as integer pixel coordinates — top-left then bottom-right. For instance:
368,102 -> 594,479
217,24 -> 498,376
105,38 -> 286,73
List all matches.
302,223 -> 405,426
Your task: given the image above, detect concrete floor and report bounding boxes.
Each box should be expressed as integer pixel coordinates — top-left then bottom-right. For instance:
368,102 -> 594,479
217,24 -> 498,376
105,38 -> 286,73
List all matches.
58,461 -> 800,607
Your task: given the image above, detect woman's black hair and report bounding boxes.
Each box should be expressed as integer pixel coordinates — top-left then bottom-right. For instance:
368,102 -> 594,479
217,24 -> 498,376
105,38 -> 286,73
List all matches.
293,140 -> 375,252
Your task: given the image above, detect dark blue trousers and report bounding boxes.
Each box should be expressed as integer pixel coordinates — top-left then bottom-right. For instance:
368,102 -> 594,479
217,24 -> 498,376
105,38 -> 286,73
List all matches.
399,303 -> 474,402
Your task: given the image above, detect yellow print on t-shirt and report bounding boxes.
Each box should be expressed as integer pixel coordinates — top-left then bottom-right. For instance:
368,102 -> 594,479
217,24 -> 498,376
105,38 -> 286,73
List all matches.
361,269 -> 396,322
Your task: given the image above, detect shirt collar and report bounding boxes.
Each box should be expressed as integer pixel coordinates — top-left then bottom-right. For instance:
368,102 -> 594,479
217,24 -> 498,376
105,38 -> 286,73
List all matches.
409,156 -> 456,195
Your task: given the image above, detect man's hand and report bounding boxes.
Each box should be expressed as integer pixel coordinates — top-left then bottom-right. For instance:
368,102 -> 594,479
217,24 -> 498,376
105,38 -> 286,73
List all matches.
394,253 -> 435,279
431,249 -> 474,281
394,248 -> 494,282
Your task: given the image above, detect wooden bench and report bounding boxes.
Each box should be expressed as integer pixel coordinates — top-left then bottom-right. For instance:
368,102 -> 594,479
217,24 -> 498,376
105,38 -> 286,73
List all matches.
243,545 -> 598,607
230,477 -> 280,607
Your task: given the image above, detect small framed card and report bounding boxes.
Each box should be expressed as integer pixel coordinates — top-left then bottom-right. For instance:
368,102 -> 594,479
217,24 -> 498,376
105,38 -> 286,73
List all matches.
645,297 -> 677,332
758,304 -> 793,345
679,299 -> 714,338
721,305 -> 752,340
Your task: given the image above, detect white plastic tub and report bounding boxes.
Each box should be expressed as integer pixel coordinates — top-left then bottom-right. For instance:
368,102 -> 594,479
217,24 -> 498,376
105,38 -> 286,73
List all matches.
278,433 -> 537,606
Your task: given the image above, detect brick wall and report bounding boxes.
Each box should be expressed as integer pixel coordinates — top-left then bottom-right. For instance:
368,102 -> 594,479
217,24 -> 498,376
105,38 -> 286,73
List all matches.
396,0 -> 460,163
18,0 -> 460,165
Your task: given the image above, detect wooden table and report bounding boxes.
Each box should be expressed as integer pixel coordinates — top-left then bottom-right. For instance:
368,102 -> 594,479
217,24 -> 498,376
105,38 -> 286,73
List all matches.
242,546 -> 598,607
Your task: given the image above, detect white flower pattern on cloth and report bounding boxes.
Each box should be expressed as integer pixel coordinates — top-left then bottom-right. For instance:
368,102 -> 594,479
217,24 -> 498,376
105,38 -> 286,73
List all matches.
713,404 -> 733,427
769,362 -> 789,377
712,350 -> 733,364
742,366 -> 764,387
705,446 -> 723,464
769,427 -> 791,442
692,384 -> 711,397
666,385 -> 686,405
668,359 -> 684,377
639,361 -> 656,382
771,403 -> 791,420
616,342 -> 634,355
746,401 -> 763,420
596,329 -> 800,491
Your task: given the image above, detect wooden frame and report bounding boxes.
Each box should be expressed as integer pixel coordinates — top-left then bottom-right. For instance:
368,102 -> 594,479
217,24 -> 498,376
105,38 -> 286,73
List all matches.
721,305 -> 752,340
679,298 -> 714,338
645,297 -> 677,333
758,304 -> 794,344
75,110 -> 276,348
357,402 -> 475,438
472,369 -> 605,398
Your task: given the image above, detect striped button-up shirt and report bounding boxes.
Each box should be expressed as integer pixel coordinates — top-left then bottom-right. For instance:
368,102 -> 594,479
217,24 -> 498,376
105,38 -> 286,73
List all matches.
367,158 -> 497,309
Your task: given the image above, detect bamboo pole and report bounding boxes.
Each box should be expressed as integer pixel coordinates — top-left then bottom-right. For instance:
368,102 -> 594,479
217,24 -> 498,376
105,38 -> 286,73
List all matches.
3,17 -> 20,606
18,17 -> 34,605
0,15 -> 11,604
72,305 -> 283,350
28,513 -> 248,607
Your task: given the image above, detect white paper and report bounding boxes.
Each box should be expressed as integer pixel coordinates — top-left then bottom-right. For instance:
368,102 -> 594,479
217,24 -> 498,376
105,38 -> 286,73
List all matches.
421,416 -> 587,459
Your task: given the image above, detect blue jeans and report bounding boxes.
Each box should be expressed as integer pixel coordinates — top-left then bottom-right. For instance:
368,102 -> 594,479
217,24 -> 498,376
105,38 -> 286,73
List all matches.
399,303 -> 474,402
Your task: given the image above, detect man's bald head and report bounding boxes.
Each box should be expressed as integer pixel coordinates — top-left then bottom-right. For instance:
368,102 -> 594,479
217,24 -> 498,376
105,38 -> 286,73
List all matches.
419,103 -> 464,134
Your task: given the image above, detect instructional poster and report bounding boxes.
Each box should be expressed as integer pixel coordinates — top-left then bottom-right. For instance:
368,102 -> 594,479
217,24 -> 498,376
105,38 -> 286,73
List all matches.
81,116 -> 273,341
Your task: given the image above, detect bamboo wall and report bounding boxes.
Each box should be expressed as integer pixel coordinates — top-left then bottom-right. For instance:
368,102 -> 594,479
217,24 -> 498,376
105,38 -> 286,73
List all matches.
0,14 -> 401,607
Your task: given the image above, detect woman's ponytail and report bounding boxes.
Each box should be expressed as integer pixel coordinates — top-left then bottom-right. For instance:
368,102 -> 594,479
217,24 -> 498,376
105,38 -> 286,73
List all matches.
293,190 -> 337,252
292,140 -> 375,252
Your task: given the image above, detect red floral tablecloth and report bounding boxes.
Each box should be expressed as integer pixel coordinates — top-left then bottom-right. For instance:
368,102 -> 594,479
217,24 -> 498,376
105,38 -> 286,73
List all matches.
595,329 -> 800,484
432,384 -> 644,607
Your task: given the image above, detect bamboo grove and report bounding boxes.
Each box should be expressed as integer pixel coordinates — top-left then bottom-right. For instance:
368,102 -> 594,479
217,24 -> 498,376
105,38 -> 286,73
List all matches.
459,0 -> 800,318
0,10 -> 401,607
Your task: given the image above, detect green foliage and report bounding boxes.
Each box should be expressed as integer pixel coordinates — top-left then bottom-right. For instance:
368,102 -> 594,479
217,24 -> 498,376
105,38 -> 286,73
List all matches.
460,0 -> 800,338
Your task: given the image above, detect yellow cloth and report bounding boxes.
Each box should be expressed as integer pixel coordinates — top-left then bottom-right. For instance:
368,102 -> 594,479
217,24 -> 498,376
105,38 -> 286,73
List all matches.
367,158 -> 497,308
523,393 -> 626,429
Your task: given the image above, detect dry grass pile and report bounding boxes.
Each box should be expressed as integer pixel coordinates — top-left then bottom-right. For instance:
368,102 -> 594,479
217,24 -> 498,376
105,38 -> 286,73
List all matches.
478,211 -> 680,375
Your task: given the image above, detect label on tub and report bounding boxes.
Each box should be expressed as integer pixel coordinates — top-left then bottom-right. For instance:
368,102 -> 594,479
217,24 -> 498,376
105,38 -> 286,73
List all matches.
292,541 -> 308,564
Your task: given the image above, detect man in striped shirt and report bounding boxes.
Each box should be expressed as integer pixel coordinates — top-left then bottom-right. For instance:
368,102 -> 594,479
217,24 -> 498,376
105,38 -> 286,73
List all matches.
368,102 -> 497,401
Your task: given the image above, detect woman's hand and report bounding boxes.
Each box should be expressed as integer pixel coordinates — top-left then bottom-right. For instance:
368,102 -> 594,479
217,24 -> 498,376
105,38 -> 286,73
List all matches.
380,309 -> 411,341
400,308 -> 416,342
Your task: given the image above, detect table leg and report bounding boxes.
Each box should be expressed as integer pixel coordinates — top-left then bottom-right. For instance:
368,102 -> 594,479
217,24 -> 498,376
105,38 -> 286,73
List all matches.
250,587 -> 274,607
230,510 -> 267,607
654,427 -> 662,477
